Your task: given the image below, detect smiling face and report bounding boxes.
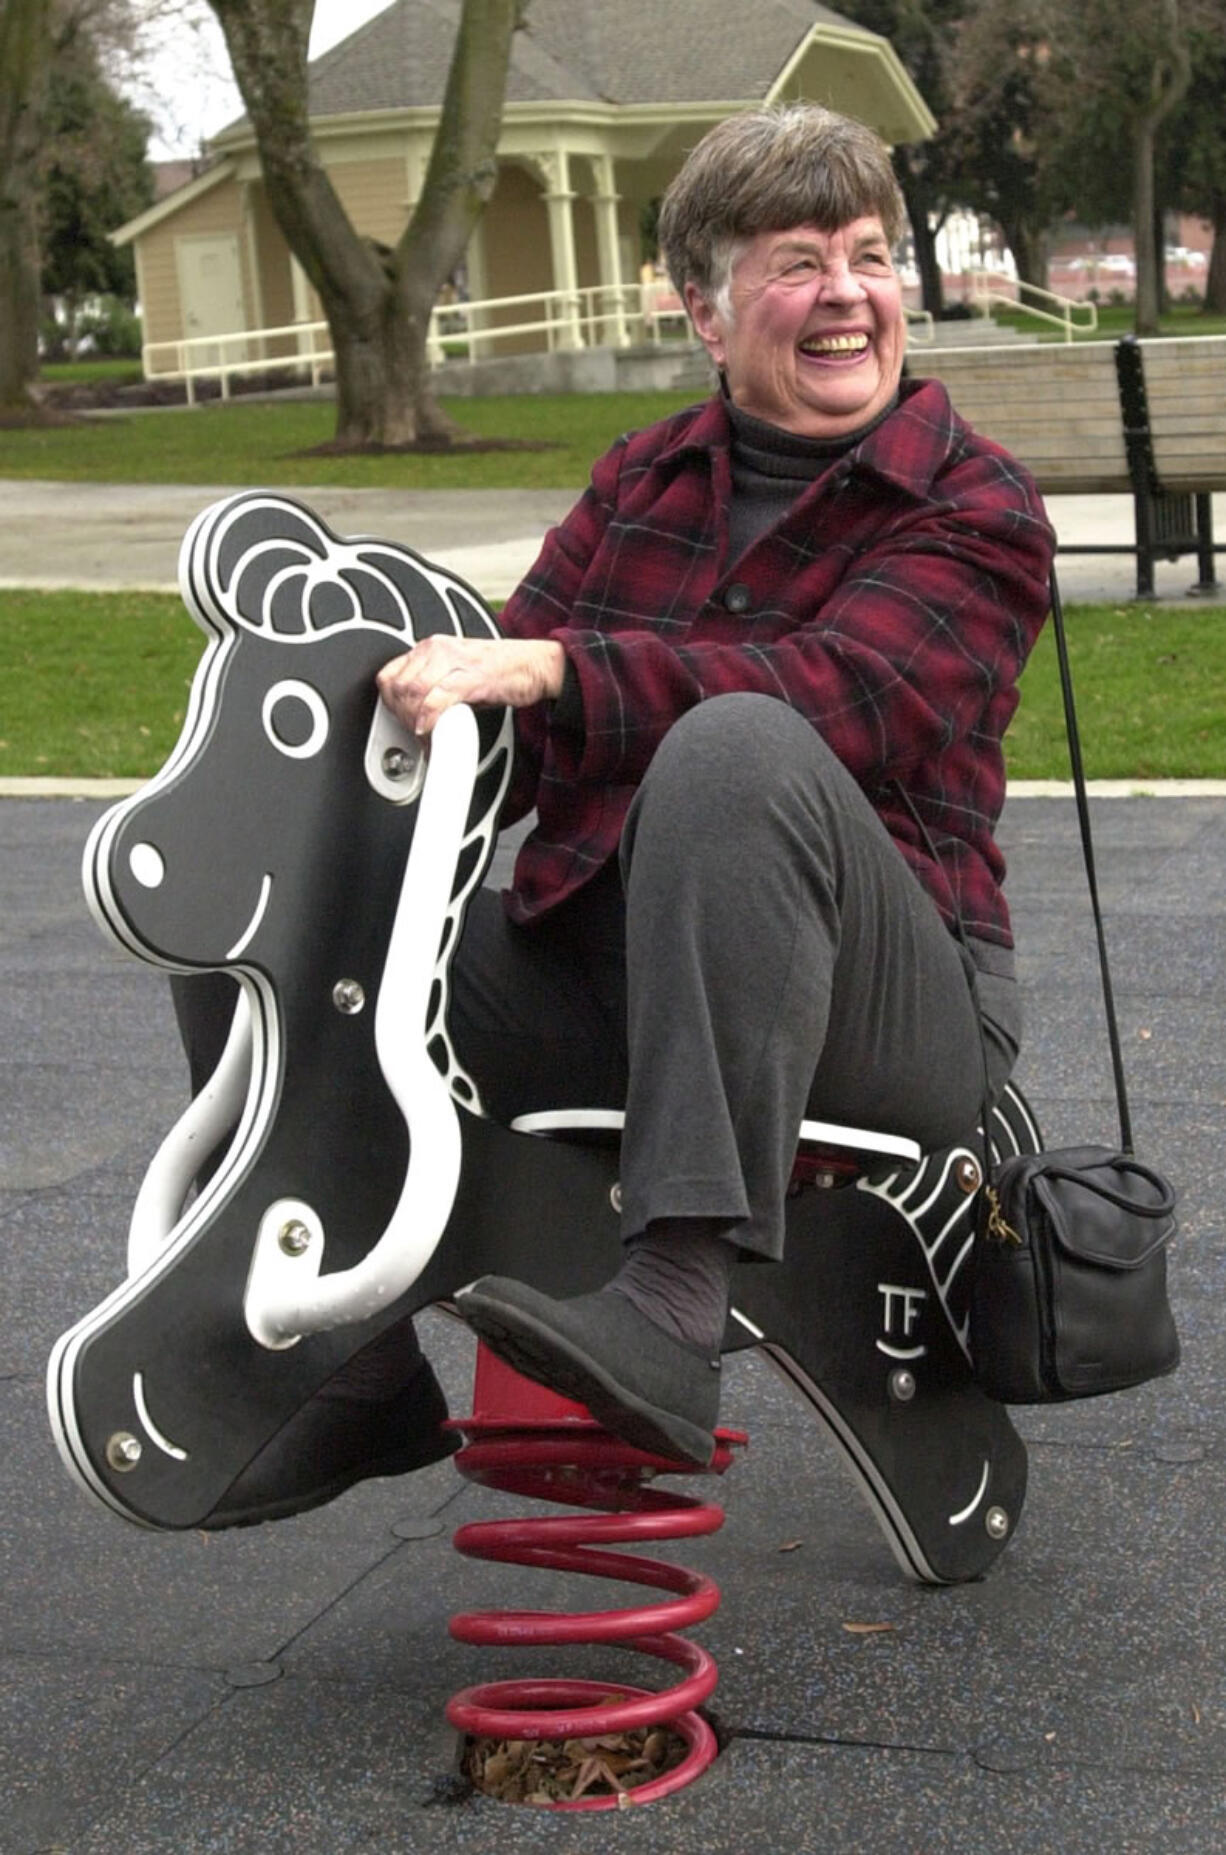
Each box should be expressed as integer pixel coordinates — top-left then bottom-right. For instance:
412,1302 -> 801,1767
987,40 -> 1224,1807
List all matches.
685,217 -> 906,440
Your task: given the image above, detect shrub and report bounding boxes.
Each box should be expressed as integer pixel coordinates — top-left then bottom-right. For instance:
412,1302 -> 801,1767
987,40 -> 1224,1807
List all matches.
77,297 -> 143,358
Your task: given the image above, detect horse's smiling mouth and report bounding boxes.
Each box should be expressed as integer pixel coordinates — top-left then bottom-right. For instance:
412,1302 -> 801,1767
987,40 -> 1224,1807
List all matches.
127,842 -> 272,963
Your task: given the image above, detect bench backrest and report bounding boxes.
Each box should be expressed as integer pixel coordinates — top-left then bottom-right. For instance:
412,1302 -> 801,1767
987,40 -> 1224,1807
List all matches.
910,334 -> 1226,496
908,341 -> 1125,492
1135,336 -> 1226,491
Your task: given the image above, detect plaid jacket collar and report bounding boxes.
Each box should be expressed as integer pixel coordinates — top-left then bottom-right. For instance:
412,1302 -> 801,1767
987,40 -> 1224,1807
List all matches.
654,376 -> 956,503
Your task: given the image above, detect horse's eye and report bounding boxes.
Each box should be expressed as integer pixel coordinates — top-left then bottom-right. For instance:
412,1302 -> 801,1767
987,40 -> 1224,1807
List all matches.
262,680 -> 330,759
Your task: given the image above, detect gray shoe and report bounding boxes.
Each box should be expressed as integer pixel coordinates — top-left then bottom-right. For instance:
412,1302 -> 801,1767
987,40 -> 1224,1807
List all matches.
201,1356 -> 458,1528
455,1277 -> 721,1467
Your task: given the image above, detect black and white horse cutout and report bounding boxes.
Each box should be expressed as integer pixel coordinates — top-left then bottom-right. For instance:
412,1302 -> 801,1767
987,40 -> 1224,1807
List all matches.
49,493 -> 514,1529
49,490 -> 1039,1587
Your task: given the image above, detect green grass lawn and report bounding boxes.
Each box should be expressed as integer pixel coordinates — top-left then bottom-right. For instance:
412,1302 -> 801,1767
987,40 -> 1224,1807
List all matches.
1009,602 -> 1226,778
0,392 -> 701,491
984,300 -> 1226,343
2,589 -> 1222,782
0,591 -> 203,779
41,359 -> 145,387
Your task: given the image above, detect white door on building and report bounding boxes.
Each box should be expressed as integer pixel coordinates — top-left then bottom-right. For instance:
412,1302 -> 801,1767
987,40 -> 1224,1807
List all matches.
176,234 -> 247,371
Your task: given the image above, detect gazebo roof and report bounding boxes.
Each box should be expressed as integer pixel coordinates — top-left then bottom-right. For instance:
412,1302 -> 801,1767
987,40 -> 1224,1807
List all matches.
225,0 -> 935,146
116,0 -> 932,244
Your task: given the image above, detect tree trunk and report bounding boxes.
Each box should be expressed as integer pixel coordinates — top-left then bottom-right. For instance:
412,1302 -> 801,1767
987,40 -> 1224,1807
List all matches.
1133,19 -> 1191,337
1204,192 -> 1226,315
895,160 -> 944,316
1153,192 -> 1168,319
1001,217 -> 1049,294
1134,116 -> 1167,335
0,0 -> 51,415
211,0 -> 523,449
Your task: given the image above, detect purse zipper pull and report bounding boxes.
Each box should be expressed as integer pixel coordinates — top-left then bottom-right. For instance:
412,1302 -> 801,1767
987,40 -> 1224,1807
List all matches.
983,1185 -> 1023,1246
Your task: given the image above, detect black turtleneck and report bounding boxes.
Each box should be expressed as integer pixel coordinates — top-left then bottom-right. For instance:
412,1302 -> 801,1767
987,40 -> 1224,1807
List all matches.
726,393 -> 898,563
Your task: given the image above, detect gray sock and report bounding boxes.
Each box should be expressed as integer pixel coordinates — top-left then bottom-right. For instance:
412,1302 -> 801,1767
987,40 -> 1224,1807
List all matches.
606,1218 -> 739,1353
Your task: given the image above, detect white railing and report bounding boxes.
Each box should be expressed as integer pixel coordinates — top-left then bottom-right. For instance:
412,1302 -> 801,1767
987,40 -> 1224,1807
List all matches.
141,281 -> 698,402
904,305 -> 936,345
965,271 -> 1098,343
141,317 -> 334,405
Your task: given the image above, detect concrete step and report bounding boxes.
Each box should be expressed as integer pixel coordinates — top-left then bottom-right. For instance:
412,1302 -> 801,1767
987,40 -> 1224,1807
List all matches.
915,318 -> 1034,348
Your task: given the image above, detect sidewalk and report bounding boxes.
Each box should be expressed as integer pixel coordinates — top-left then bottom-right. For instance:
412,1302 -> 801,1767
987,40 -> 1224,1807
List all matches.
0,480 -> 575,605
2,477 -> 1224,605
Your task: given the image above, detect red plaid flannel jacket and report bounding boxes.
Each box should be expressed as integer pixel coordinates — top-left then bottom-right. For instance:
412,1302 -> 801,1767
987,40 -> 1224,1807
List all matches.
498,377 -> 1055,949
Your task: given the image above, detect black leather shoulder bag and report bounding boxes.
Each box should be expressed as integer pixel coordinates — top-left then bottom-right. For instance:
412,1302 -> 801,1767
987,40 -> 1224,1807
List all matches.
906,570 -> 1180,1403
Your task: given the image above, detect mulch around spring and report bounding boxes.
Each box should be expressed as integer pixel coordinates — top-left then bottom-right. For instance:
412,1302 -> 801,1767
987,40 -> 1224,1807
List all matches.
462,1723 -> 690,1806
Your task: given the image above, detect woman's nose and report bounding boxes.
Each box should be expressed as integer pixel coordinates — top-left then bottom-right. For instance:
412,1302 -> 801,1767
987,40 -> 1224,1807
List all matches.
814,260 -> 866,305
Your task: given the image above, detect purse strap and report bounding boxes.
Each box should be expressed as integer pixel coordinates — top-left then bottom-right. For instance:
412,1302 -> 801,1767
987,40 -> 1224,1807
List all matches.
1048,568 -> 1134,1155
895,564 -> 1135,1184
1038,1156 -> 1175,1217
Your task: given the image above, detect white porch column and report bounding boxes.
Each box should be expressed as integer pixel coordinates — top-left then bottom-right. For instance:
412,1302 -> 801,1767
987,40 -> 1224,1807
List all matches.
289,255 -> 323,383
590,153 -> 630,348
403,143 -> 446,365
538,149 -> 584,350
240,181 -> 264,362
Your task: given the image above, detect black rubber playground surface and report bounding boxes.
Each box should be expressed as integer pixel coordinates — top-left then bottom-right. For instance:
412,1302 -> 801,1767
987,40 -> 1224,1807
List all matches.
3,792 -> 1224,1854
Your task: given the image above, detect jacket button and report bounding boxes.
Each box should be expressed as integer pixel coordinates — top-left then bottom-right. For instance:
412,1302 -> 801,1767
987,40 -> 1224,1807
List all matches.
724,582 -> 752,613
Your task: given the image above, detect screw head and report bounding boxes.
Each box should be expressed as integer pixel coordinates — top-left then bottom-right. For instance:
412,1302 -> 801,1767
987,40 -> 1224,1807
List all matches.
956,1156 -> 982,1193
382,747 -> 414,779
985,1505 -> 1010,1540
332,979 -> 365,1015
889,1368 -> 917,1403
106,1431 -> 142,1472
278,1219 -> 311,1257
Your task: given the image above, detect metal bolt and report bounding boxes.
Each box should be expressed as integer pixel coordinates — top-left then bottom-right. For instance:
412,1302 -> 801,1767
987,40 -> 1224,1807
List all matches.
106,1431 -> 142,1472
382,747 -> 414,779
610,1182 -> 623,1214
278,1219 -> 311,1257
332,979 -> 365,1015
956,1156 -> 982,1193
985,1505 -> 1010,1540
889,1368 -> 917,1403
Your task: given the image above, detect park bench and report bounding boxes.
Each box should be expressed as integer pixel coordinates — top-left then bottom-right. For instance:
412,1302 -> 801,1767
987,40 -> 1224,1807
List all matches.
913,333 -> 1226,598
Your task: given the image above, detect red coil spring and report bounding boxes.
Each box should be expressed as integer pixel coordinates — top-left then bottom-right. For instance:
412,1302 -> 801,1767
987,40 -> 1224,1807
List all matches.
445,1346 -> 745,1811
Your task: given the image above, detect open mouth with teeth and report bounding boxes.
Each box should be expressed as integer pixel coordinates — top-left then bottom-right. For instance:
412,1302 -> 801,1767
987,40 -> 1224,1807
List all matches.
799,332 -> 871,360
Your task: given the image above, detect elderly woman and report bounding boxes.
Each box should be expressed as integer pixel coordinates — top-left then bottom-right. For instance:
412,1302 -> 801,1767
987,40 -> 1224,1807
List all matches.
376,101 -> 1055,1468
192,103 -> 1054,1521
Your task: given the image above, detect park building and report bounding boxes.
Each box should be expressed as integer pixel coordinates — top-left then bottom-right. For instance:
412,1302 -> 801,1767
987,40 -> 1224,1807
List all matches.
110,0 -> 933,399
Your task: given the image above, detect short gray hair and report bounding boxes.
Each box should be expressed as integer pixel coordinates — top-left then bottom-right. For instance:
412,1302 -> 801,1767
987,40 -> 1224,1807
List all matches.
658,104 -> 906,306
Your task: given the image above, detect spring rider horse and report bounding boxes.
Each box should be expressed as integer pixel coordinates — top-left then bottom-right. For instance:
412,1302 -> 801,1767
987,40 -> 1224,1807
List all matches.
48,493 -> 1038,1798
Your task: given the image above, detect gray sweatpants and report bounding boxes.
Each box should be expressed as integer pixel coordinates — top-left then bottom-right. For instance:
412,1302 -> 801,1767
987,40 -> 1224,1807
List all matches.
449,693 -> 1018,1264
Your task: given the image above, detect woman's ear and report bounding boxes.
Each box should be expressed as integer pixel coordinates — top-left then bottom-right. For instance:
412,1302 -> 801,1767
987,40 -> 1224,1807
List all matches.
684,282 -> 727,368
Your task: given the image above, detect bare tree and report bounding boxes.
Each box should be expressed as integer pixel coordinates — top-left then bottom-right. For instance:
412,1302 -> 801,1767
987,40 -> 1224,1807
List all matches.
0,0 -> 53,415
1,0 -> 174,418
1019,0 -> 1199,334
1126,2 -> 1194,332
209,0 -> 527,449
945,0 -> 1065,295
